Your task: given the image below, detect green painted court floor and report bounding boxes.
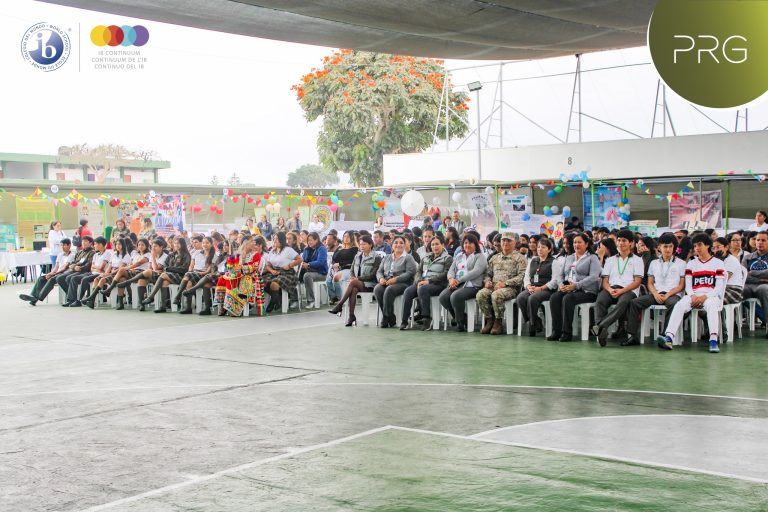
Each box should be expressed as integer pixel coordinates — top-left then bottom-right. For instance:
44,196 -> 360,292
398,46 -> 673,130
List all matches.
1,284 -> 767,511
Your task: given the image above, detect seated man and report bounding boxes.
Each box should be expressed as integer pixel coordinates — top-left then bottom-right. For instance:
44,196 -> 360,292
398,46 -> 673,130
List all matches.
59,236 -> 97,307
66,236 -> 111,307
19,238 -> 74,306
656,233 -> 726,353
477,233 -> 527,335
625,233 -> 685,345
591,229 -> 644,347
742,231 -> 768,338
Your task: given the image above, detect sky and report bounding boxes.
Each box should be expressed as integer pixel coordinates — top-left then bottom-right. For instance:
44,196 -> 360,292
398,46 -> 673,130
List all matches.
1,0 -> 766,187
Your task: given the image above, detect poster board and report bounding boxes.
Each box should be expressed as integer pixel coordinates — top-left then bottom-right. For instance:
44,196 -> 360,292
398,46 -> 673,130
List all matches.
15,198 -> 54,248
463,192 -> 497,236
154,194 -> 185,237
669,190 -> 722,229
0,224 -> 16,251
629,220 -> 659,237
498,194 -> 529,232
77,201 -> 105,237
381,198 -> 405,230
583,185 -> 627,230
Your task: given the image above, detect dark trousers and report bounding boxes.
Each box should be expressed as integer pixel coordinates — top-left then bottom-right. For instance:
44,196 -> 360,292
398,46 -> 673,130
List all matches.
627,293 -> 681,339
38,270 -> 73,300
516,289 -> 552,325
439,286 -> 478,325
374,282 -> 408,318
550,290 -> 595,336
595,289 -> 636,329
79,274 -> 100,298
401,283 -> 444,324
63,272 -> 92,303
30,274 -> 55,299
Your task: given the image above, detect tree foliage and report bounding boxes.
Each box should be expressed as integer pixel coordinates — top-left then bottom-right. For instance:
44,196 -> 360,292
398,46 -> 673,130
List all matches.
292,50 -> 470,187
286,164 -> 339,188
58,143 -> 160,184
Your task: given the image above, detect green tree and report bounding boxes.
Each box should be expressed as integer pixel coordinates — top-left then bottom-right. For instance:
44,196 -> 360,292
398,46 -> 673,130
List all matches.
292,50 -> 469,187
286,164 -> 339,188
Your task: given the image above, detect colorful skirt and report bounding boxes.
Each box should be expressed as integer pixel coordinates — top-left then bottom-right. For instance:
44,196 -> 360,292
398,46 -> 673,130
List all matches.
215,272 -> 265,317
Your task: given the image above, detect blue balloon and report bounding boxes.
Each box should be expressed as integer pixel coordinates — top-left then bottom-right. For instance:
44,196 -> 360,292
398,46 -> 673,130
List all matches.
521,212 -> 531,221
547,190 -> 556,198
544,207 -> 552,217
563,206 -> 571,218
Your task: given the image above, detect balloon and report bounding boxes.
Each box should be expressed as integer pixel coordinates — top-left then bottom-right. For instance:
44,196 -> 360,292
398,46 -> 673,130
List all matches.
50,185 -> 59,194
247,197 -> 254,203
330,195 -> 338,204
547,190 -> 556,198
273,203 -> 281,210
582,181 -> 590,189
329,204 -> 338,212
210,205 -> 217,212
484,186 -> 494,195
400,189 -> 425,217
551,205 -> 559,214
337,200 -> 344,207
149,190 -> 156,198
217,207 -> 224,214
232,196 -> 239,203
469,176 -> 478,185
563,206 -> 571,218
265,204 -> 273,212
543,206 -> 552,217
376,200 -> 385,208
554,185 -> 563,194
451,191 -> 462,202
521,212 -> 531,221
241,192 -> 247,198
70,199 -> 78,207
432,196 -> 441,205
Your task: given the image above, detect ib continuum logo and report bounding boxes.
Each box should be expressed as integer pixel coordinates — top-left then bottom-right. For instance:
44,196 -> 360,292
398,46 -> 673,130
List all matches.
90,25 -> 149,47
20,22 -> 71,71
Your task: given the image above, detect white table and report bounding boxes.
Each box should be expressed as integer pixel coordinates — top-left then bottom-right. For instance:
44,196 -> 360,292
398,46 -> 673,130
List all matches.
0,251 -> 53,281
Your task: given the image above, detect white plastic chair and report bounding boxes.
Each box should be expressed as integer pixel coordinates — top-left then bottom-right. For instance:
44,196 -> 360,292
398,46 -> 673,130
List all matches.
517,300 -> 552,337
573,303 -> 595,341
721,302 -> 743,343
744,298 -> 760,332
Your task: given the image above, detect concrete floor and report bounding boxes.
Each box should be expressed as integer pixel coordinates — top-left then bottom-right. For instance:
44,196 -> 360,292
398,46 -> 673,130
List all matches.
1,282 -> 767,511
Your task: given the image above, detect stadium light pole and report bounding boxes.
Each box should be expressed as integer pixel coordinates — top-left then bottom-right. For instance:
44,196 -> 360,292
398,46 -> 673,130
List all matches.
468,81 -> 483,182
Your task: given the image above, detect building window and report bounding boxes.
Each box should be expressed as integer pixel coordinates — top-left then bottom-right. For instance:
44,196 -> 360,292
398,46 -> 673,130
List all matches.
123,175 -> 132,183
87,174 -> 96,182
56,172 -> 66,181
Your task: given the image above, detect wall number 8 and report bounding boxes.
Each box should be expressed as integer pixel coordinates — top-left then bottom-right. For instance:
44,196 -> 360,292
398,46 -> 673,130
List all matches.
567,157 -> 573,165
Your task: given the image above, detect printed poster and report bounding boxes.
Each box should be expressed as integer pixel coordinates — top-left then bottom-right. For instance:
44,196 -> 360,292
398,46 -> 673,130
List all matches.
154,194 -> 185,236
584,185 -> 626,230
669,190 -> 722,229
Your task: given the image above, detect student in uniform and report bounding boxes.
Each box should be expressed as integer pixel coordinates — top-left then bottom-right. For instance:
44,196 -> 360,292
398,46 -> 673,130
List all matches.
19,238 -> 74,306
656,233 -> 726,353
625,233 -> 686,346
591,229 -> 645,347
105,238 -> 151,309
142,237 -> 192,313
84,237 -> 132,308
67,236 -> 112,307
175,236 -> 216,314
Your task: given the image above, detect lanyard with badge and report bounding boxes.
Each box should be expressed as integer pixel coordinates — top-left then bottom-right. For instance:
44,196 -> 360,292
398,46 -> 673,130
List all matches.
569,253 -> 585,283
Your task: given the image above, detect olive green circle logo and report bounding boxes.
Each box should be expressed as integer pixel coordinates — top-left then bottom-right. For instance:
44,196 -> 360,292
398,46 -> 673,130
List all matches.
648,0 -> 768,109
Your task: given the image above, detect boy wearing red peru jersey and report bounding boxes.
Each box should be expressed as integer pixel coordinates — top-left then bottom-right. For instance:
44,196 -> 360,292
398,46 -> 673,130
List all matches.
657,233 -> 726,353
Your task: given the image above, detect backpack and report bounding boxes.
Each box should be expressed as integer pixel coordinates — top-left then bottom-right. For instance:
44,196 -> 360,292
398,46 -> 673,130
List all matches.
72,227 -> 83,248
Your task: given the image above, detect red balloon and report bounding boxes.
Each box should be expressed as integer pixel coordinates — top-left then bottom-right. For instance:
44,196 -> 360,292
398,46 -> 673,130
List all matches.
232,196 -> 239,203
70,199 -> 78,207
247,197 -> 254,203
227,189 -> 234,196
217,207 -> 224,214
376,200 -> 385,208
241,192 -> 247,198
210,205 -> 217,212
264,194 -> 270,199
137,201 -> 145,208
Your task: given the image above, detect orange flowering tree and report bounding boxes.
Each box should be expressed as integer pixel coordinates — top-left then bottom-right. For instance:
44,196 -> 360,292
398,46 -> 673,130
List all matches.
291,50 -> 470,186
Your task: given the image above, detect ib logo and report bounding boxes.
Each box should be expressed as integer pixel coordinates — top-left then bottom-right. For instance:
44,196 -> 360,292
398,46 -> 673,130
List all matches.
20,22 -> 71,71
90,25 -> 149,47
648,0 -> 768,109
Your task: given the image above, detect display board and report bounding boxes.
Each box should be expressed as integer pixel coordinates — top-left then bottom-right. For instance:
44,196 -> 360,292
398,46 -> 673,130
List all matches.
584,185 -> 627,230
669,190 -> 722,229
15,198 -> 54,249
0,224 -> 16,251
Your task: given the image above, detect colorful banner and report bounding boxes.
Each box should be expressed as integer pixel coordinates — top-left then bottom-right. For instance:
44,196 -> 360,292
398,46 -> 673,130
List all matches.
154,194 -> 185,236
499,194 -> 529,232
669,190 -> 722,229
381,198 -> 405,230
465,192 -> 497,236
0,224 -> 16,251
584,185 -> 627,230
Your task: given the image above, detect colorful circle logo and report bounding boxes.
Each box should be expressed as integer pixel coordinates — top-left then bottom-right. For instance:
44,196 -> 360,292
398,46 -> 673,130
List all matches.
648,0 -> 768,109
90,25 -> 149,47
21,22 -> 71,71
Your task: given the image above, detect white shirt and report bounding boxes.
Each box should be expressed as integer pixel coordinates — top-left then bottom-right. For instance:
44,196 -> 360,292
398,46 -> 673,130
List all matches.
722,253 -> 746,287
308,221 -> 324,233
48,229 -> 67,256
686,256 -> 726,299
132,251 -> 151,271
748,222 -> 768,233
268,247 -> 299,268
54,251 -> 74,271
91,250 -> 113,274
151,252 -> 169,270
648,257 -> 686,296
192,251 -> 208,271
601,254 -> 645,295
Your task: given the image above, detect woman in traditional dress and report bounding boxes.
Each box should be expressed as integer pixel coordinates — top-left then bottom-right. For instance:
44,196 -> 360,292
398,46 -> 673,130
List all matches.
215,236 -> 267,317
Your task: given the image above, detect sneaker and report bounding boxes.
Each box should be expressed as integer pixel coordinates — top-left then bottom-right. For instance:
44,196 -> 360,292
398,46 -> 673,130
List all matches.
709,339 -> 720,353
656,335 -> 673,350
597,327 -> 608,347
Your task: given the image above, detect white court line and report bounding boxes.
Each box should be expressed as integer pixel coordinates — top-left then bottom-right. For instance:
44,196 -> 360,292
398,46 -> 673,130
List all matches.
386,425 -> 768,485
259,381 -> 768,403
0,384 -> 246,399
79,425 -> 395,511
469,413 -> 747,438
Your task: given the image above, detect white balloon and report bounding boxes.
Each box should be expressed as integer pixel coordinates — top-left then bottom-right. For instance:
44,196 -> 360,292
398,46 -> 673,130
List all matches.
265,204 -> 273,212
273,203 -> 281,210
469,177 -> 478,185
582,181 -> 590,189
551,205 -> 560,214
149,190 -> 157,198
452,191 -> 462,202
50,185 -> 59,194
222,188 -> 229,196
432,196 -> 441,205
484,186 -> 494,195
400,189 -> 425,217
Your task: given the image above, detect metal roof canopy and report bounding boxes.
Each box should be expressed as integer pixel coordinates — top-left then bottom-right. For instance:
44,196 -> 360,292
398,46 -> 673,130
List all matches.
38,0 -> 655,60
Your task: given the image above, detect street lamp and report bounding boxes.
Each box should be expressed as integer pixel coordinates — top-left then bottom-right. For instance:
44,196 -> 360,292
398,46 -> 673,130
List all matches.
467,81 -> 483,181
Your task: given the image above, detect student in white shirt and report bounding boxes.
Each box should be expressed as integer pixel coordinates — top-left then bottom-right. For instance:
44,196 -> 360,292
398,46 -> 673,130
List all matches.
657,233 -> 726,353
307,214 -> 325,233
713,237 -> 745,304
592,229 -> 644,347
625,233 -> 686,345
747,210 -> 768,233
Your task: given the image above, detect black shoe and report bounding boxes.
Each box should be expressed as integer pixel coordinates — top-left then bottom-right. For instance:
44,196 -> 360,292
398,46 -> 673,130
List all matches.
179,308 -> 193,314
115,297 -> 125,311
456,323 -> 467,332
399,323 -> 409,331
597,327 -> 608,347
70,300 -> 82,308
328,305 -> 343,315
345,314 -> 356,327
62,301 -> 71,307
620,337 -> 641,347
19,293 -> 37,303
199,309 -> 211,316
421,318 -> 433,331
559,334 -> 574,342
546,333 -> 561,341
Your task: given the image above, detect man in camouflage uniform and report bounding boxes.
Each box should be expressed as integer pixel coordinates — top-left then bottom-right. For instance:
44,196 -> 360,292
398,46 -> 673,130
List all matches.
478,233 -> 527,335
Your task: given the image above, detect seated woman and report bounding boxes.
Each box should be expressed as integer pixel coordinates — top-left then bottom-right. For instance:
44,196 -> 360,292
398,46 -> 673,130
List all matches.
328,235 -> 381,326
142,237 -> 192,313
326,231 -> 358,305
116,238 -> 168,310
176,236 -> 216,314
112,218 -> 131,240
438,233 -> 487,332
403,233 -> 421,264
214,236 -> 266,317
516,237 -> 556,336
262,231 -> 302,312
373,236 -> 417,328
103,238 -> 151,310
84,237 -> 132,308
400,237 -> 453,330
181,240 -> 230,315
547,232 -> 602,342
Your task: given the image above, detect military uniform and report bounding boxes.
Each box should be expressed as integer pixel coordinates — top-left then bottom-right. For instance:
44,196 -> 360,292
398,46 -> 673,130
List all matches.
477,250 -> 527,319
